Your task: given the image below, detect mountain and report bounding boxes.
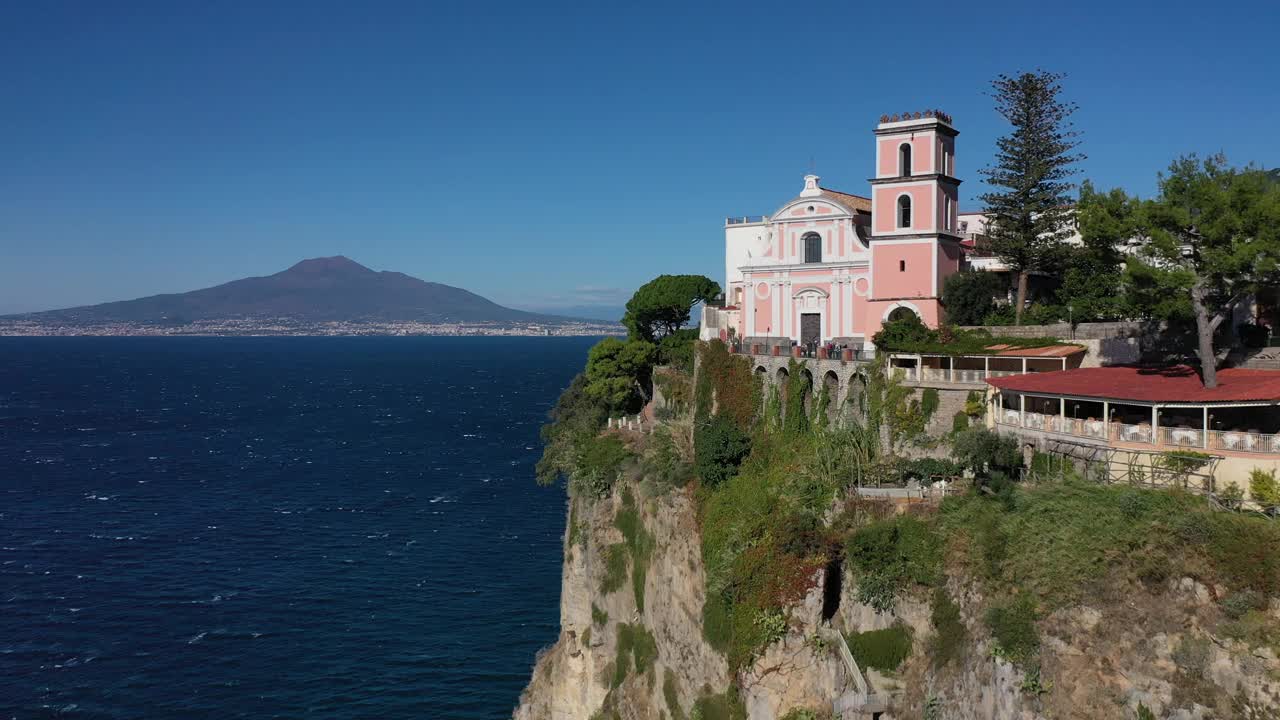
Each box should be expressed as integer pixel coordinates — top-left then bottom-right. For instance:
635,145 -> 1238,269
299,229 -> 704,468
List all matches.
6,256 -> 591,327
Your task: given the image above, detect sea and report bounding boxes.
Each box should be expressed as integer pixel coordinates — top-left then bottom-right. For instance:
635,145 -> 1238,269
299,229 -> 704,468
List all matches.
0,336 -> 592,720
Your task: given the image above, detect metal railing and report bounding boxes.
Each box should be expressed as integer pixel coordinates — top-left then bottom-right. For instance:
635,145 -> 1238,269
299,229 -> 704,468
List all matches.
996,412 -> 1280,455
725,215 -> 767,225
896,366 -> 1023,384
1208,429 -> 1280,454
733,344 -> 867,361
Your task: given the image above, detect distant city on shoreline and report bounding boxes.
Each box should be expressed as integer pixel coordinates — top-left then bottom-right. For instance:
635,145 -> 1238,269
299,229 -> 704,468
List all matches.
0,318 -> 620,337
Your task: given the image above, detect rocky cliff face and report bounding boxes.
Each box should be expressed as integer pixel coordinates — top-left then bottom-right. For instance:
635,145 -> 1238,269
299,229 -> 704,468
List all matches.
514,484 -> 728,720
515,480 -> 1280,720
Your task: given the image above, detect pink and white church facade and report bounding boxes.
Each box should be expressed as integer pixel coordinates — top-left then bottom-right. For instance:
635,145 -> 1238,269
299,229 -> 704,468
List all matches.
712,111 -> 966,348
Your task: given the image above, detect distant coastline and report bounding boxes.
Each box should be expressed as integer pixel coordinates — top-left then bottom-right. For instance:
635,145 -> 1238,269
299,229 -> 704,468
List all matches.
0,318 -> 622,337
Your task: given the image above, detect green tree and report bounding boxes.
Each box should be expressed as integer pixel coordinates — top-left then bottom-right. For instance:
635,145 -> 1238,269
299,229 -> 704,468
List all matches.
622,274 -> 721,343
942,270 -> 1006,325
1125,155 -> 1280,387
584,337 -> 657,412
536,373 -> 607,486
870,311 -> 932,350
952,427 -> 1022,478
978,70 -> 1084,324
1059,182 -> 1137,322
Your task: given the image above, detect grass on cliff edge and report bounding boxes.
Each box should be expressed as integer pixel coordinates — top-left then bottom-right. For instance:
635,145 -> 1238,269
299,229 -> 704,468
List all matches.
698,431 -> 844,670
940,480 -> 1280,609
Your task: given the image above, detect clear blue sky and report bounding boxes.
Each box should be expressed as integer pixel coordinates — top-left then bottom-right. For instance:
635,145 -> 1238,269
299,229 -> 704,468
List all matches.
1,0 -> 1276,316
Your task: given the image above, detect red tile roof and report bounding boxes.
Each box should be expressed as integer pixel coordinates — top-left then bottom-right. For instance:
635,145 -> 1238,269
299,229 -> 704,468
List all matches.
987,365 -> 1280,404
819,188 -> 872,213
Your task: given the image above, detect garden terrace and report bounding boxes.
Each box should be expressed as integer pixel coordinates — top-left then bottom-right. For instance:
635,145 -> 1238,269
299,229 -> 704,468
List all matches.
989,365 -> 1280,457
888,344 -> 1085,388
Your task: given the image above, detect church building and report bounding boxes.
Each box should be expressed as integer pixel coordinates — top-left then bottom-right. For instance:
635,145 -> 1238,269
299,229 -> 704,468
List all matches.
717,111 -> 966,348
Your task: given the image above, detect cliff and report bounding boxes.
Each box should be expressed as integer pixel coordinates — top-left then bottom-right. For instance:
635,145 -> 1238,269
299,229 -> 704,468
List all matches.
516,344 -> 1280,719
515,473 -> 1280,719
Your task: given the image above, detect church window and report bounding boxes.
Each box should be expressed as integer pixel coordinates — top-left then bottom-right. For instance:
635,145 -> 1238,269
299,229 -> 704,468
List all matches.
803,232 -> 822,263
899,260 -> 906,272
899,143 -> 912,176
897,195 -> 912,229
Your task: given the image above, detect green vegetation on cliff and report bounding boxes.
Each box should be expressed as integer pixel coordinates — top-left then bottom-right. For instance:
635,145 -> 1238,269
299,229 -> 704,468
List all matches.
536,310 -> 1280,708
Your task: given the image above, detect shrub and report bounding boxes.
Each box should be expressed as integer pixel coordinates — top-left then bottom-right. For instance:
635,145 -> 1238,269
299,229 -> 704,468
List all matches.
951,411 -> 969,434
615,489 -> 656,611
920,388 -> 940,422
600,543 -> 629,594
985,594 -> 1039,666
846,515 -> 942,612
974,509 -> 1008,580
641,425 -> 692,489
964,390 -> 986,418
845,624 -> 914,672
691,687 -> 747,720
591,602 -> 609,626
1250,467 -> 1280,508
663,669 -> 685,720
900,457 -> 962,483
694,414 -> 752,488
780,710 -> 824,720
573,434 -> 631,497
929,587 -> 968,667
1218,482 -> 1244,511
952,428 -> 1022,478
611,623 -> 658,689
1171,635 -> 1211,675
871,312 -> 932,349
1221,589 -> 1263,620
752,609 -> 787,648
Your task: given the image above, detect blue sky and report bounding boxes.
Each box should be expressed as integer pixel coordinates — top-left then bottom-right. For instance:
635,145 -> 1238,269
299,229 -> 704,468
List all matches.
1,1 -> 1277,317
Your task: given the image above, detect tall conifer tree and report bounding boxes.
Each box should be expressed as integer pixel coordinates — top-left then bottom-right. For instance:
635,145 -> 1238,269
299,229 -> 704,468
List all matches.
979,71 -> 1084,324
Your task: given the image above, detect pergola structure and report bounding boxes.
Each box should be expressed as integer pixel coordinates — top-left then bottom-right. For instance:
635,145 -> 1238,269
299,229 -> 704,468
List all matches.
988,365 -> 1280,455
888,344 -> 1085,385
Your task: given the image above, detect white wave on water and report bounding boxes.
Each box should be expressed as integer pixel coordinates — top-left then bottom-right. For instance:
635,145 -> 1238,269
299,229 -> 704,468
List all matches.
187,631 -> 207,644
428,494 -> 456,504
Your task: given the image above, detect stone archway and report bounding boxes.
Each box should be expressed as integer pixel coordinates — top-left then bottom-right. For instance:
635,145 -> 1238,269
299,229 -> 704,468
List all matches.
799,367 -> 815,417
823,370 -> 840,423
776,366 -> 790,414
845,372 -> 868,422
755,366 -> 769,410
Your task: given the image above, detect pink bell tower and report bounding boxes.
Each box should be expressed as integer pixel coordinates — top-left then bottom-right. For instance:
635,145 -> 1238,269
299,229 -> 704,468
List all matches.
865,111 -> 964,329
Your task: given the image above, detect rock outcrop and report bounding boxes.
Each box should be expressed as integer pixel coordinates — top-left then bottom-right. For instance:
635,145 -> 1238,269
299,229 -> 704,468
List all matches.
516,480 -> 1280,720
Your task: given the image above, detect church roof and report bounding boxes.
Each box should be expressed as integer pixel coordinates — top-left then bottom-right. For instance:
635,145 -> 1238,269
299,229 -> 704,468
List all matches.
819,188 -> 872,213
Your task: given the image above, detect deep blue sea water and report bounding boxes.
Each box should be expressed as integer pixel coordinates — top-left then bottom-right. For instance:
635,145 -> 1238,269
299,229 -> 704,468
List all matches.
0,337 -> 590,720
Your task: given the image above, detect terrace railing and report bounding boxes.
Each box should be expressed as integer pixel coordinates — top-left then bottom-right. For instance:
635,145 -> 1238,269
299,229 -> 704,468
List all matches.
997,412 -> 1280,456
1208,429 -> 1280,454
892,366 -> 1024,385
734,344 -> 868,362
